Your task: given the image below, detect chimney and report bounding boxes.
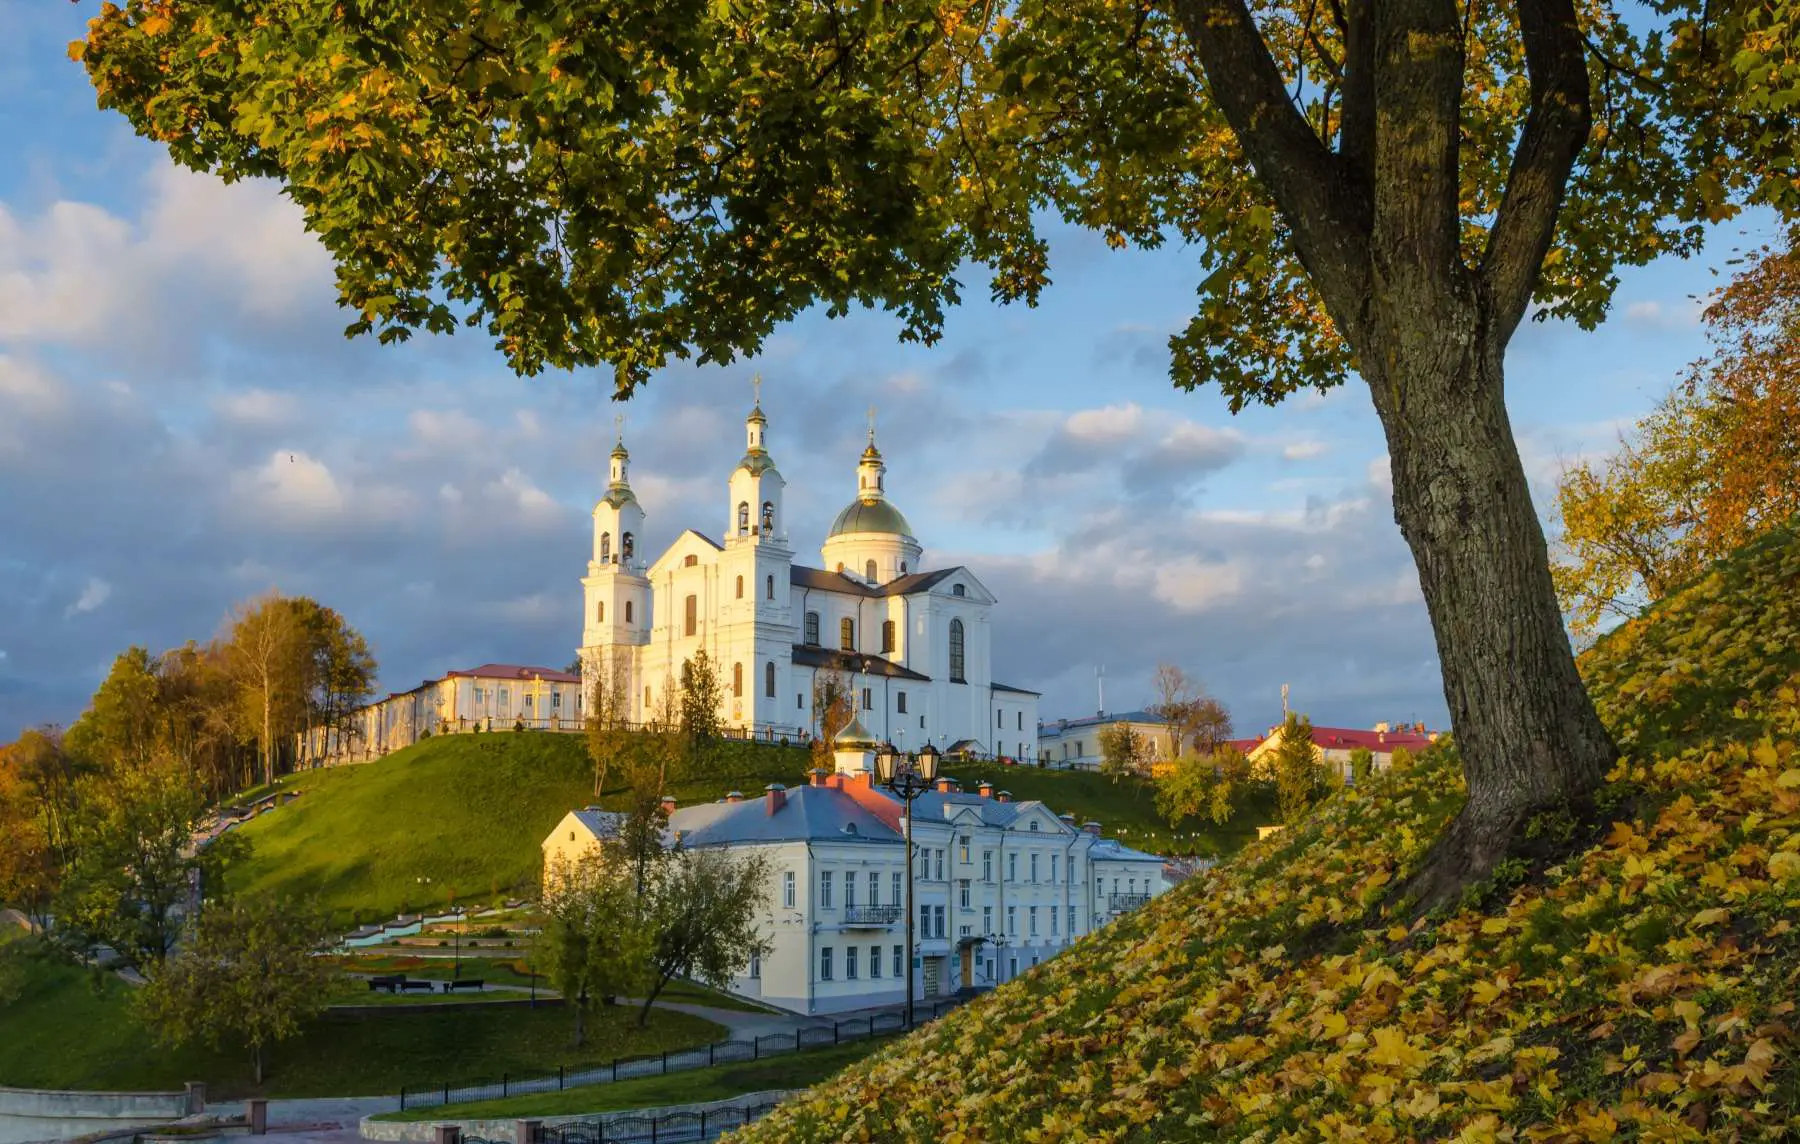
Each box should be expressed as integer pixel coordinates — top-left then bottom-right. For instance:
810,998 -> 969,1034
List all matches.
1058,813 -> 1075,827
1415,721 -> 1425,734
978,781 -> 994,799
764,783 -> 787,815
1082,821 -> 1101,836
660,795 -> 677,815
997,790 -> 1013,803
809,768 -> 830,788
936,777 -> 955,793
725,790 -> 744,804
1374,721 -> 1389,733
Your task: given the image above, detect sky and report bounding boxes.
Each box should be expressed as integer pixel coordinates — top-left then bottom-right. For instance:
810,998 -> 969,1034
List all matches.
0,3 -> 1776,743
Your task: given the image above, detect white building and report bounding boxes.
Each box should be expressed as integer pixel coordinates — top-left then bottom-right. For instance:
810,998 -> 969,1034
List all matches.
638,727 -> 1168,1016
578,400 -> 1040,760
1036,709 -> 1184,771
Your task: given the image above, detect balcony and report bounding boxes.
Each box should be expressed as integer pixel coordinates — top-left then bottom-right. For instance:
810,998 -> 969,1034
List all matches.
1108,893 -> 1152,912
842,905 -> 903,927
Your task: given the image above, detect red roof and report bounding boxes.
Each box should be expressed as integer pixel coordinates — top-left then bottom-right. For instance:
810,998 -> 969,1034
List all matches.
1222,738 -> 1262,756
445,663 -> 581,684
1280,725 -> 1436,753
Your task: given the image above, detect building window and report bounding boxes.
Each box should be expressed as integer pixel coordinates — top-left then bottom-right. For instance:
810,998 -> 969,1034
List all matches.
684,554 -> 698,567
552,692 -> 561,709
958,836 -> 970,863
783,871 -> 795,908
982,851 -> 993,881
1051,908 -> 1060,936
1030,906 -> 1039,936
596,601 -> 605,623
917,849 -> 929,878
735,575 -> 744,599
868,871 -> 879,906
862,687 -> 872,711
920,715 -> 925,729
949,620 -> 965,682
762,502 -> 775,533
869,944 -> 882,978
684,594 -> 698,636
798,692 -> 805,709
893,944 -> 903,978
750,953 -> 761,979
865,559 -> 878,581
982,905 -> 993,934
738,501 -> 750,534
845,874 -> 857,909
1030,854 -> 1039,883
1007,905 -> 1016,935
600,532 -> 612,562
997,709 -> 1003,728
820,946 -> 833,981
625,600 -> 634,623
1029,820 -> 1040,832
765,661 -> 776,698
846,946 -> 859,980
919,903 -> 930,935
804,612 -> 820,645
959,879 -> 971,909
819,871 -> 834,909
645,685 -> 651,707
1018,711 -> 1023,730
952,583 -> 966,597
935,849 -> 945,880
840,617 -> 855,650
934,905 -> 946,938
1007,853 -> 1017,882
1050,855 -> 1059,883
900,562 -> 907,574
766,573 -> 775,600
882,620 -> 895,653
732,662 -> 743,698
892,871 -> 901,904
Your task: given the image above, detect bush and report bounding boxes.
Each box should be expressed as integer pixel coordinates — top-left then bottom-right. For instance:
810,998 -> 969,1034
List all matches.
513,718 -> 526,733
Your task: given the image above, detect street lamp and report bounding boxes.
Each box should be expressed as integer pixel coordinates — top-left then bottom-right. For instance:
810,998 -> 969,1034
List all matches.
875,740 -> 940,1029
453,906 -> 465,980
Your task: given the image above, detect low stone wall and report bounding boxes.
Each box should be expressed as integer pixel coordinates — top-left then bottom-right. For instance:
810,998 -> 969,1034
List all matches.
327,997 -> 565,1018
0,1085 -> 195,1120
358,1089 -> 800,1142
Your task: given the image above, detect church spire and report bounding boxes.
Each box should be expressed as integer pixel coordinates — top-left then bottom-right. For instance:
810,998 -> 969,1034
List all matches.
608,412 -> 632,489
745,373 -> 768,453
856,405 -> 886,500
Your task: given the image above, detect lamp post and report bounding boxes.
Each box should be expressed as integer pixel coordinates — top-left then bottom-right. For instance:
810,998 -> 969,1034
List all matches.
453,906 -> 465,979
875,740 -> 940,1029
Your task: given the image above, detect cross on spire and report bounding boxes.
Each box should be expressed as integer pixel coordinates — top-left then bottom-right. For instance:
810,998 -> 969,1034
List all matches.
867,404 -> 877,444
752,372 -> 762,407
614,411 -> 625,443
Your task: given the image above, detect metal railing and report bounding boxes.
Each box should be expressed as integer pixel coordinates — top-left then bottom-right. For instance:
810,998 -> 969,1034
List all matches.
840,905 -> 903,926
397,998 -> 968,1112
1108,893 -> 1151,911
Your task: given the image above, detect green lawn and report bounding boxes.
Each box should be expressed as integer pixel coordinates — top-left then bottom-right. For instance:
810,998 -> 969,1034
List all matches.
375,1038 -> 891,1121
946,761 -> 1272,855
0,937 -> 724,1101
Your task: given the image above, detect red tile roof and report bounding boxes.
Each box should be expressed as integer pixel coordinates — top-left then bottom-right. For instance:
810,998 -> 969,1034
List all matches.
1278,725 -> 1437,753
445,663 -> 581,683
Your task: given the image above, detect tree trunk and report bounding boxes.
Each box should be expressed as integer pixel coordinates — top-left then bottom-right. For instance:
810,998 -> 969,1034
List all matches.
637,974 -> 671,1028
262,684 -> 274,789
574,991 -> 587,1048
253,1042 -> 263,1086
1368,315 -> 1617,910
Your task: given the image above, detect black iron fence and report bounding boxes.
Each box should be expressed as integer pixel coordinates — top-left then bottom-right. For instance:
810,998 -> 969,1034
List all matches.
541,1102 -> 783,1143
398,999 -> 965,1112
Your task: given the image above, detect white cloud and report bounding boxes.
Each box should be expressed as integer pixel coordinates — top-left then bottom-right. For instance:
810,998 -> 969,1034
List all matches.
64,577 -> 111,617
1282,440 -> 1328,461
1062,402 -> 1146,445
1623,298 -> 1704,329
410,409 -> 488,451
1367,454 -> 1393,495
233,450 -> 346,523
215,388 -> 302,428
491,468 -> 559,520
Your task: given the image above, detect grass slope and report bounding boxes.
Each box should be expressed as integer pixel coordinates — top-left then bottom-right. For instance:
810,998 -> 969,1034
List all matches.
375,1039 -> 889,1121
0,936 -> 723,1100
738,524 -> 1800,1142
230,733 -> 1212,921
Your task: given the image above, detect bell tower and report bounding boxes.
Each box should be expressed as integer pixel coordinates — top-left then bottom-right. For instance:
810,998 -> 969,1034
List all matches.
726,375 -> 787,548
580,418 -> 650,665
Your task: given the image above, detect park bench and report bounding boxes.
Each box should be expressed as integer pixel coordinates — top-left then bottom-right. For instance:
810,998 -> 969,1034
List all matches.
441,978 -> 486,993
399,979 -> 436,992
367,974 -> 406,992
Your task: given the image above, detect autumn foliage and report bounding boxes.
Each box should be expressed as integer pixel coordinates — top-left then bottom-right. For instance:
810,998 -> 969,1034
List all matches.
740,525 -> 1800,1141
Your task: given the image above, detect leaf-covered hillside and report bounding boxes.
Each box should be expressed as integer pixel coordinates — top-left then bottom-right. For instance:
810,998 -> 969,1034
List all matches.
739,525 -> 1800,1141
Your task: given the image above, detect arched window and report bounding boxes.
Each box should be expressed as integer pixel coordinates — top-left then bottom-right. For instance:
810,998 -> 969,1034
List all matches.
865,559 -> 878,582
735,575 -> 744,599
840,617 -> 855,651
881,620 -> 895,653
625,601 -> 634,623
683,553 -> 696,567
762,501 -> 774,533
596,602 -> 605,623
765,574 -> 775,600
684,595 -> 698,637
804,612 -> 820,646
949,619 -> 966,682
952,583 -> 966,597
765,661 -> 777,698
900,562 -> 907,574
644,685 -> 651,707
737,501 -> 750,533
600,532 -> 612,562
733,662 -> 744,697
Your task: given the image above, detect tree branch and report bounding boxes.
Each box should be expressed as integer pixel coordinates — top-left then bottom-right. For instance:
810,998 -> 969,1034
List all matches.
1368,0 -> 1466,303
1478,0 -> 1592,344
1338,0 -> 1374,178
1171,0 -> 1372,328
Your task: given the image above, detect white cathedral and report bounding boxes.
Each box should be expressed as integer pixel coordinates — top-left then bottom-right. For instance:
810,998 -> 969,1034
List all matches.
577,398 -> 1040,761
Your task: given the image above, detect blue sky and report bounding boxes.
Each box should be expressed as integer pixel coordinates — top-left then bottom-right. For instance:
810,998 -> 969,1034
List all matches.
0,3 -> 1774,743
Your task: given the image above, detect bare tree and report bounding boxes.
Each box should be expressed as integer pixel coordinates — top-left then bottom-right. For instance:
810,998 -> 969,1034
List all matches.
1148,665 -> 1234,758
222,592 -> 306,788
810,666 -> 853,766
584,646 -> 635,797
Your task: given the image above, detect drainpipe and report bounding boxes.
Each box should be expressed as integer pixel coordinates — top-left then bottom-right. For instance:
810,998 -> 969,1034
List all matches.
805,840 -> 818,1015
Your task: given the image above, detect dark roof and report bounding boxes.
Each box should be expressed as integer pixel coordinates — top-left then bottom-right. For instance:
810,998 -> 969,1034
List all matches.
684,529 -> 724,551
447,663 -> 581,683
990,682 -> 1040,696
1040,710 -> 1159,732
789,565 -> 959,599
670,785 -> 903,846
790,645 -> 932,682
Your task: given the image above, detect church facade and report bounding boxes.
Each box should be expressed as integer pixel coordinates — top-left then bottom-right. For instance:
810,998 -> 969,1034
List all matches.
578,401 -> 1040,760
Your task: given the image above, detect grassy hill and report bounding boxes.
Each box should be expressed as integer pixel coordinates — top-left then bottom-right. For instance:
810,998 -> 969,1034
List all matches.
736,525 -> 1800,1142
230,732 -> 1247,921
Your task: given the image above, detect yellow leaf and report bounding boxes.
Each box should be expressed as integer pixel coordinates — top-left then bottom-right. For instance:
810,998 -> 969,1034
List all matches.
1689,907 -> 1730,928
1769,850 -> 1800,882
1316,1010 -> 1349,1040
1776,768 -> 1800,789
1480,917 -> 1510,935
1366,1025 -> 1432,1072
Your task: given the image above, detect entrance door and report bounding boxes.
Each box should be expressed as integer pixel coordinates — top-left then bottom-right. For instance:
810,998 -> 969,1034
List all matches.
959,945 -> 973,988
923,957 -> 942,997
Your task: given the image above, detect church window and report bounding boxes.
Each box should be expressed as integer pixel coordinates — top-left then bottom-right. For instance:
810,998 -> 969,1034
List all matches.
596,602 -> 605,623
645,686 -> 651,707
952,583 -> 966,597
804,612 -> 820,646
622,533 -> 634,560
737,501 -> 750,534
1018,712 -> 1023,730
735,575 -> 744,599
900,562 -> 907,574
684,595 -> 698,637
733,662 -> 743,698
798,692 -> 805,709
865,559 -> 877,582
683,554 -> 697,567
881,620 -> 895,653
625,601 -> 634,623
762,502 -> 774,533
840,618 -> 855,651
949,620 -> 966,682
897,691 -> 907,714
765,574 -> 775,600
997,709 -> 1003,728
600,532 -> 612,562
862,687 -> 872,711
765,661 -> 777,698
